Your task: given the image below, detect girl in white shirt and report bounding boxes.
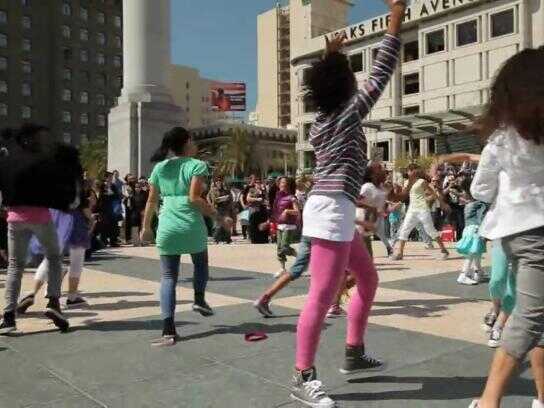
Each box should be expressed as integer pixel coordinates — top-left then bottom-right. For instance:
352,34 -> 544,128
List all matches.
469,47 -> 544,408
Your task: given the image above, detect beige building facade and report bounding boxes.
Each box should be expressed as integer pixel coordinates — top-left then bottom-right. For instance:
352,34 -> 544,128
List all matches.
168,64 -> 229,129
290,0 -> 544,170
255,0 -> 353,129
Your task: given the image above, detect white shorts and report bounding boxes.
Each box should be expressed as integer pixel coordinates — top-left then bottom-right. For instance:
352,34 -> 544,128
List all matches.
398,210 -> 439,241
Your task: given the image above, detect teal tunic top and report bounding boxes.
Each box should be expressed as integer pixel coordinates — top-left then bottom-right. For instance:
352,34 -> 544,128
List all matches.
149,157 -> 209,255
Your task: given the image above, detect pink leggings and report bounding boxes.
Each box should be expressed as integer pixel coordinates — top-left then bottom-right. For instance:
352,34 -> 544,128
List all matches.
295,232 -> 378,370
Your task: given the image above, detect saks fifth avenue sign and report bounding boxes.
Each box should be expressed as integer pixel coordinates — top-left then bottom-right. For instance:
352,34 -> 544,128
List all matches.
326,0 -> 486,42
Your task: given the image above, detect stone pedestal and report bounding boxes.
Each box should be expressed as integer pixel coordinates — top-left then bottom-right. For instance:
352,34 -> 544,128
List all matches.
107,0 -> 184,177
108,102 -> 183,177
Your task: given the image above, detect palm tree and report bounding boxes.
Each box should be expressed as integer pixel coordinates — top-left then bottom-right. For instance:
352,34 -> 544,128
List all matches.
80,136 -> 107,178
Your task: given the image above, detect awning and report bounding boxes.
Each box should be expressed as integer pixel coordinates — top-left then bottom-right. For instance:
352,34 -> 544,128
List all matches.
361,105 -> 484,139
190,122 -> 297,145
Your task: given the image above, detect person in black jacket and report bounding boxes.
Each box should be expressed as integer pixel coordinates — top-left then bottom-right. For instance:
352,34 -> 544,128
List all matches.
0,124 -> 80,334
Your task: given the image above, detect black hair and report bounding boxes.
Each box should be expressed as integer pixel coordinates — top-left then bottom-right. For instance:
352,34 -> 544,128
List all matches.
306,52 -> 357,115
15,123 -> 49,152
279,176 -> 297,196
150,126 -> 191,162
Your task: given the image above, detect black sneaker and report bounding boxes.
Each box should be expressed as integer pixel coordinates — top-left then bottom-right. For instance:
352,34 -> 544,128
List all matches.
0,312 -> 16,335
65,296 -> 88,309
291,367 -> 335,408
340,345 -> 386,374
44,298 -> 69,333
192,300 -> 214,317
16,294 -> 35,314
483,311 -> 498,333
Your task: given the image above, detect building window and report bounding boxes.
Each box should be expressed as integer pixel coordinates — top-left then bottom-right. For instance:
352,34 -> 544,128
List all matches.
0,103 -> 7,116
80,28 -> 88,41
303,123 -> 312,141
403,73 -> 420,95
62,111 -> 72,123
303,94 -> 316,113
80,49 -> 88,63
80,133 -> 88,143
97,12 -> 105,24
62,3 -> 71,16
22,82 -> 31,97
63,132 -> 71,143
80,91 -> 89,104
376,141 -> 390,162
491,9 -> 515,38
349,52 -> 363,73
0,10 -> 6,24
97,32 -> 106,46
61,25 -> 71,39
185,81 -> 190,90
403,40 -> 419,62
404,139 -> 411,155
115,75 -> 122,88
97,113 -> 106,127
62,89 -> 72,101
403,105 -> 420,115
97,73 -> 106,87
22,60 -> 31,74
63,67 -> 72,80
429,137 -> 436,154
22,0 -> 30,7
96,94 -> 105,106
63,48 -> 72,60
22,16 -> 31,29
22,38 -> 31,52
372,48 -> 379,61
22,106 -> 31,119
426,29 -> 445,54
0,57 -> 6,71
457,20 -> 478,46
80,7 -> 88,21
82,71 -> 90,82
0,80 -> 6,93
115,35 -> 122,48
97,53 -> 105,65
304,151 -> 316,170
80,113 -> 88,125
113,55 -> 121,67
0,34 -> 6,48
114,15 -> 122,28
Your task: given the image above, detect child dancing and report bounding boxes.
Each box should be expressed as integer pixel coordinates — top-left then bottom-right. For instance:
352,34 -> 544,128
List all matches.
289,2 -> 406,406
468,47 -> 544,408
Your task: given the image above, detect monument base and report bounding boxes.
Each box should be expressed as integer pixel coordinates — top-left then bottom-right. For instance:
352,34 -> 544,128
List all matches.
108,101 -> 184,177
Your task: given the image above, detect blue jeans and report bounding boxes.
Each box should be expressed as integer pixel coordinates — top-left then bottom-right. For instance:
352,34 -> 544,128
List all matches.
289,236 -> 311,280
160,251 -> 209,319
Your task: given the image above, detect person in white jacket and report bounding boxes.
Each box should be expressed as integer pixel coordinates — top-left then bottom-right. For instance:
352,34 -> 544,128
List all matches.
468,47 -> 544,408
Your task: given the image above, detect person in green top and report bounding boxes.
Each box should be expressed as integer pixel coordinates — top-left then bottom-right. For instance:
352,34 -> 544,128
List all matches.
141,127 -> 218,345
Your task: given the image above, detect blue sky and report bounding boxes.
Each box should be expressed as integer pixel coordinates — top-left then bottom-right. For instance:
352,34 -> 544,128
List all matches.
171,1 -> 388,115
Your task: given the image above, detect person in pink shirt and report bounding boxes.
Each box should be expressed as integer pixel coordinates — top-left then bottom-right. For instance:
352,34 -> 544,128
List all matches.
0,124 -> 72,334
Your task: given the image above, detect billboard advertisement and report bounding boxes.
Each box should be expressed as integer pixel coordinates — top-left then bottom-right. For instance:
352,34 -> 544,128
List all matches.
210,82 -> 246,112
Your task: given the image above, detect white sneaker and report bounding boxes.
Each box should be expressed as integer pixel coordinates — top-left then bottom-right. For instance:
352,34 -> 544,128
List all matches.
457,273 -> 478,285
533,400 -> 544,408
468,401 -> 479,408
488,327 -> 503,348
472,272 -> 481,283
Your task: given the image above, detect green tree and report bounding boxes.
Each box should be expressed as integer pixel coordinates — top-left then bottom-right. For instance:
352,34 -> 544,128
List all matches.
80,136 -> 107,178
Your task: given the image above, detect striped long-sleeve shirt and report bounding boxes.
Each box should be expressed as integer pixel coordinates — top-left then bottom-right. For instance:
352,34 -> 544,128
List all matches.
309,34 -> 401,203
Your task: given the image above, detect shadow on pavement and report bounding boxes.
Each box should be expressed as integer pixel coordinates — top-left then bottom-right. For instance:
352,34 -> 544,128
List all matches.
83,291 -> 154,298
336,375 -> 534,401
78,318 -> 198,332
372,298 -> 478,318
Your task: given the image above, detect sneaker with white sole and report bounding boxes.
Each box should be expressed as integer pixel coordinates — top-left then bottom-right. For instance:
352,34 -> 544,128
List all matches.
291,367 -> 335,408
472,272 -> 481,283
488,327 -> 503,348
533,399 -> 544,408
326,304 -> 346,318
192,299 -> 214,317
468,401 -> 479,408
65,296 -> 88,309
457,273 -> 478,285
0,312 -> 16,335
340,345 -> 386,374
254,298 -> 274,317
439,250 -> 449,260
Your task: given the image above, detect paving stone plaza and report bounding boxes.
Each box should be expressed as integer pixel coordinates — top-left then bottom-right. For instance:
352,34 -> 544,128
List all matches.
0,240 -> 535,407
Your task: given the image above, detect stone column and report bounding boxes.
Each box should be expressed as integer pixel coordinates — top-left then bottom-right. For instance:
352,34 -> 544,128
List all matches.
108,0 -> 184,177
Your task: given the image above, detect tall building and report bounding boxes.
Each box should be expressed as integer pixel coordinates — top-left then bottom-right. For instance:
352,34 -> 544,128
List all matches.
168,64 -> 229,129
255,0 -> 352,129
290,0 -> 544,170
0,0 -> 123,145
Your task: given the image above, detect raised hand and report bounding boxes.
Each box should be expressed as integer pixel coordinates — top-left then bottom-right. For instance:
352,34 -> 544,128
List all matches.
325,34 -> 345,55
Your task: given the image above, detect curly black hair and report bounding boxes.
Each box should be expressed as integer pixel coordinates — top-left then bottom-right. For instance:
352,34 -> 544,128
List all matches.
306,52 -> 357,115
